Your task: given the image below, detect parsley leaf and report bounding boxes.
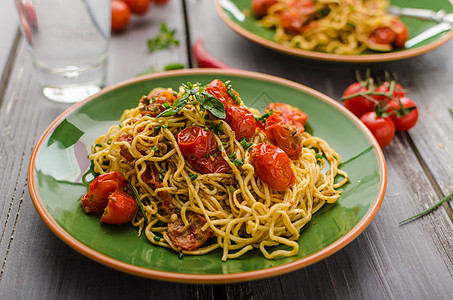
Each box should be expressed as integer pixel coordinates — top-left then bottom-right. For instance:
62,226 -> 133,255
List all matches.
147,23 -> 180,52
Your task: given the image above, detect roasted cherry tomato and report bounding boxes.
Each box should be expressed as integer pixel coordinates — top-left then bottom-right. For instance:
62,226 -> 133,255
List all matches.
251,0 -> 278,18
267,102 -> 307,132
139,90 -> 176,117
280,0 -> 315,34
205,79 -> 239,107
111,0 -> 131,32
124,0 -> 150,16
342,82 -> 376,118
390,19 -> 409,48
167,211 -> 213,251
360,111 -> 395,148
251,143 -> 296,191
81,171 -> 128,215
100,190 -> 138,225
369,19 -> 408,48
176,126 -> 230,174
387,97 -> 418,131
264,111 -> 303,160
374,81 -> 405,102
226,105 -> 257,140
206,79 -> 256,140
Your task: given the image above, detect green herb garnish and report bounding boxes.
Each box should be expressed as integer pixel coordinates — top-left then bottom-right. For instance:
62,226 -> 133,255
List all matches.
399,190 -> 453,224
255,109 -> 274,123
239,137 -> 253,150
147,23 -> 180,52
232,158 -> 243,167
157,82 -> 226,120
127,182 -> 148,224
188,172 -> 198,181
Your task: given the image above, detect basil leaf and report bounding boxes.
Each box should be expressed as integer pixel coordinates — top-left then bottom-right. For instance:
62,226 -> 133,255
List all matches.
200,92 -> 226,119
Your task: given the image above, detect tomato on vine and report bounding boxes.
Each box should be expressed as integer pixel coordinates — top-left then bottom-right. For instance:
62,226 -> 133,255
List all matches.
360,111 -> 395,148
387,97 -> 419,131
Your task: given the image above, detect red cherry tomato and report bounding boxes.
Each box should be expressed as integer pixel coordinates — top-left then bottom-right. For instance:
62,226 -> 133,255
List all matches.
342,82 -> 376,118
176,126 -> 230,174
139,90 -> 176,117
206,79 -> 256,140
391,19 -> 409,48
124,0 -> 150,16
360,111 -> 395,148
264,111 -> 303,160
251,143 -> 296,191
251,0 -> 278,18
280,0 -> 315,34
374,81 -> 405,102
369,19 -> 408,48
267,102 -> 307,132
81,171 -> 128,215
167,211 -> 213,250
205,79 -> 239,107
111,0 -> 131,32
387,97 -> 418,131
369,27 -> 397,45
100,190 -> 138,224
226,105 -> 257,140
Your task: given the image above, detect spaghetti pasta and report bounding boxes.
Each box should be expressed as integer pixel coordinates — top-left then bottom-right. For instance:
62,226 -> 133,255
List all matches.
255,0 -> 408,54
86,79 -> 348,261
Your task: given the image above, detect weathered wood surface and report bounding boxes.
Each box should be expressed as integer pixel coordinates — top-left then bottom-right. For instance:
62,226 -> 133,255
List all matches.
0,0 -> 452,299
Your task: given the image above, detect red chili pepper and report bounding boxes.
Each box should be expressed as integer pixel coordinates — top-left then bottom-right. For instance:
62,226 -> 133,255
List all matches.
192,38 -> 232,69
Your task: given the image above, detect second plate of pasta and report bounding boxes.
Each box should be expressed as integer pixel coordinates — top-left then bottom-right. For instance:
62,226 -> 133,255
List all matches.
216,0 -> 453,62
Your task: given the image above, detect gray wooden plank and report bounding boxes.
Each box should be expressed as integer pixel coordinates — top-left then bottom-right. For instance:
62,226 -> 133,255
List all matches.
0,0 -> 19,80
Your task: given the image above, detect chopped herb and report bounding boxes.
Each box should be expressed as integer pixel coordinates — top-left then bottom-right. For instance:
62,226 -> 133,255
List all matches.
210,121 -> 224,135
188,172 -> 198,181
224,80 -> 240,104
255,109 -> 274,123
205,153 -> 210,159
152,146 -> 158,152
94,143 -> 102,148
153,235 -> 161,242
315,153 -> 323,160
154,125 -> 161,131
118,124 -> 122,128
229,186 -> 235,193
159,169 -> 165,181
178,252 -> 184,259
147,23 -> 180,52
107,139 -> 112,145
209,186 -> 214,190
239,137 -> 253,150
162,102 -> 171,108
212,153 -> 218,158
161,124 -> 168,129
232,159 -> 243,167
228,152 -> 236,159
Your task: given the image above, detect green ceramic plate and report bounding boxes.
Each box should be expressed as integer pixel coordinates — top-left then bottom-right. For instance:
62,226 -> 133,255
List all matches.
216,0 -> 453,62
28,69 -> 386,283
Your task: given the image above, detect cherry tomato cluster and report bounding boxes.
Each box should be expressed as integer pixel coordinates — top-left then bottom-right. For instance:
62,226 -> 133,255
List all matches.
341,75 -> 419,148
111,0 -> 171,32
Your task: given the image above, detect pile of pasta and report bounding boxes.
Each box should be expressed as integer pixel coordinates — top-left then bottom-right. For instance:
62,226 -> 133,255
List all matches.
257,0 -> 406,54
88,80 -> 348,260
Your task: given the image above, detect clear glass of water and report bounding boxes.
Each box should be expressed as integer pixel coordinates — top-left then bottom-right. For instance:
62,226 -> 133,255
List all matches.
14,0 -> 111,103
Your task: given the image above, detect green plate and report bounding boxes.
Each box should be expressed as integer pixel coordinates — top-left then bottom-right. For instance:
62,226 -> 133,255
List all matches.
28,69 -> 386,283
216,0 -> 453,62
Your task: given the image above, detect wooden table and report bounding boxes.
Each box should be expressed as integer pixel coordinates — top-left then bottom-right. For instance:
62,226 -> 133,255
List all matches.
1,1 -> 453,298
